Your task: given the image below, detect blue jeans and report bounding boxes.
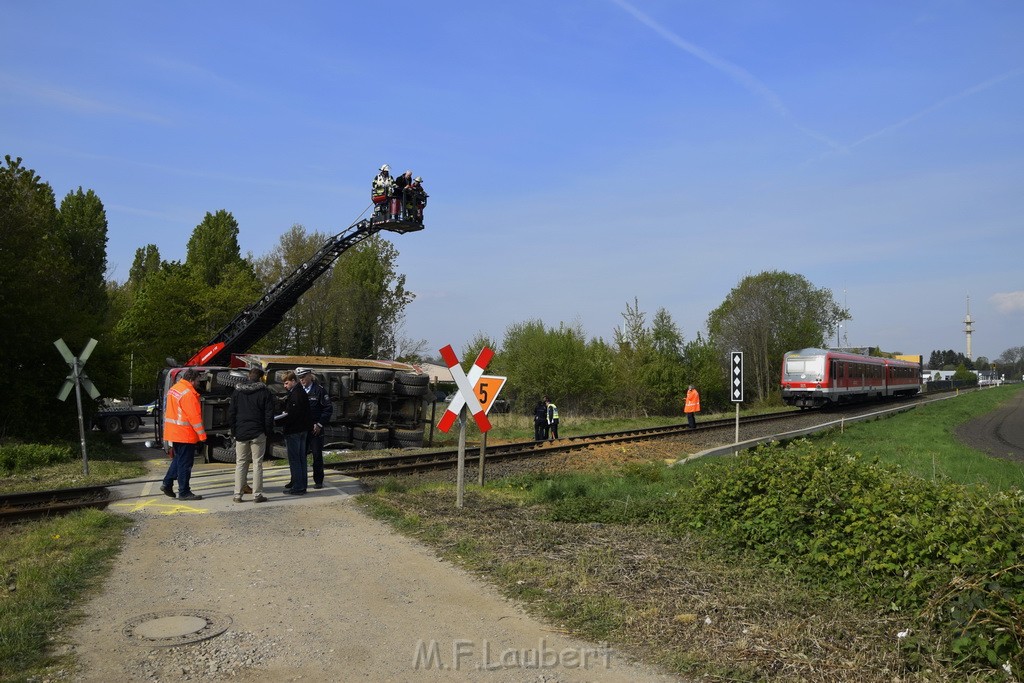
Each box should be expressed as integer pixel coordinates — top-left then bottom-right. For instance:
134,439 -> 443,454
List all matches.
162,442 -> 198,496
286,432 -> 308,492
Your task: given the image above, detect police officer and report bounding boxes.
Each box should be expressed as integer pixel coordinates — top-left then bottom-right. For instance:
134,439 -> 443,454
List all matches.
297,367 -> 334,489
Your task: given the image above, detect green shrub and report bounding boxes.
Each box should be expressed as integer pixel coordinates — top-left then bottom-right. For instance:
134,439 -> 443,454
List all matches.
674,440 -> 1024,673
0,443 -> 76,474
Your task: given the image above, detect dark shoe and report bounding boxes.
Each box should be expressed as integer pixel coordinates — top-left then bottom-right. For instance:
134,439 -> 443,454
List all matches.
232,495 -> 243,503
242,484 -> 252,494
254,494 -> 268,503
178,493 -> 203,501
313,482 -> 324,489
159,485 -> 175,498
282,487 -> 293,493
283,489 -> 306,496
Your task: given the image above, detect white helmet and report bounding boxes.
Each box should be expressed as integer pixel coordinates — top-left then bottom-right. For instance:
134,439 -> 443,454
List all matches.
414,176 -> 422,183
379,164 -> 390,172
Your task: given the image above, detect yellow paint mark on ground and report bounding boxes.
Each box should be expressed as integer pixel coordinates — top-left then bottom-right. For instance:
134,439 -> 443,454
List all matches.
111,501 -> 209,515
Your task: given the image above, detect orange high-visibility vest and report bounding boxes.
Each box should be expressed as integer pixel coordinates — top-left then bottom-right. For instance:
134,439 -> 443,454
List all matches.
684,389 -> 701,414
163,378 -> 206,444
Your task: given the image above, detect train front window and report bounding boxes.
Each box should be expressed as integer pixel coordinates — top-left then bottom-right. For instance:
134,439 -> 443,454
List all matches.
785,357 -> 824,379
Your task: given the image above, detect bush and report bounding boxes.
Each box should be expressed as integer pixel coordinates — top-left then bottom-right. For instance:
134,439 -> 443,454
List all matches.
0,442 -> 76,474
674,440 -> 1024,673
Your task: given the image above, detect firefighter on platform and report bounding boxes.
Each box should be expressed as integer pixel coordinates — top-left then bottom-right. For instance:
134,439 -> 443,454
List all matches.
406,176 -> 428,224
393,170 -> 412,221
371,164 -> 394,221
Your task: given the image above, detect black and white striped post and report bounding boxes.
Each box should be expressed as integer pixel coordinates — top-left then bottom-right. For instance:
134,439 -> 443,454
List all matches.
730,352 -> 743,445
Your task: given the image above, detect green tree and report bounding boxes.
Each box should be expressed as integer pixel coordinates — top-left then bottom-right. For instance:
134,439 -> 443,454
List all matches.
252,228 -> 414,359
330,235 -> 413,359
0,158 -> 114,437
186,210 -> 245,288
610,299 -> 687,415
114,212 -> 260,394
707,271 -> 848,402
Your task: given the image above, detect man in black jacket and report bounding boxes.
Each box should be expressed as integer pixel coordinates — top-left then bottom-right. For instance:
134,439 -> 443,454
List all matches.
280,370 -> 313,495
228,367 -> 275,503
297,367 -> 334,489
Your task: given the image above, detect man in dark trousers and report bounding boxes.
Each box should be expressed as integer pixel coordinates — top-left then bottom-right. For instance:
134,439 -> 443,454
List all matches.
297,367 -> 334,489
228,367 -> 275,503
280,370 -> 313,495
533,399 -> 548,441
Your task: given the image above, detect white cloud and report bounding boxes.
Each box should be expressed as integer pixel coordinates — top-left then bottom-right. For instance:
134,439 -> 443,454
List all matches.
992,291 -> 1024,314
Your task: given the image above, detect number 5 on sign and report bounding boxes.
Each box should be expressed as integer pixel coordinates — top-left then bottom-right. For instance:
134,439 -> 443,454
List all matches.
475,375 -> 507,415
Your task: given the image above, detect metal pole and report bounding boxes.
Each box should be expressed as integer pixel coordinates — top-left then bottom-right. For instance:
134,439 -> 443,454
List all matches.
456,405 -> 467,508
477,431 -> 487,486
73,360 -> 90,476
735,403 -> 739,445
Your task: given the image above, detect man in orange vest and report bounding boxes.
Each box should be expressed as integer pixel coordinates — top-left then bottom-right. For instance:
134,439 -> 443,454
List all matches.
684,384 -> 701,430
160,368 -> 208,501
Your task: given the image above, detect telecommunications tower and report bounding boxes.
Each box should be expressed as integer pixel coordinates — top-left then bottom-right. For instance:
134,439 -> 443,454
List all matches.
963,295 -> 974,360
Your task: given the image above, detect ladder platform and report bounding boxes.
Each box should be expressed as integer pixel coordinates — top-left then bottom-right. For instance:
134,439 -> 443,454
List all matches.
376,219 -> 425,234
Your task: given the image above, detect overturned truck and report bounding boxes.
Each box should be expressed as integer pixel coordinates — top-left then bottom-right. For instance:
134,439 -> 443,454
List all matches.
159,354 -> 430,462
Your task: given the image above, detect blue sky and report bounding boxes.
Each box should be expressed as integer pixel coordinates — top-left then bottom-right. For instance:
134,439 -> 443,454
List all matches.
3,1 -> 1022,365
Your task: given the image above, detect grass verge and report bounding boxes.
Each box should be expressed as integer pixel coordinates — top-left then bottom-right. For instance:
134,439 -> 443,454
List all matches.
0,509 -> 131,681
359,387 -> 1024,681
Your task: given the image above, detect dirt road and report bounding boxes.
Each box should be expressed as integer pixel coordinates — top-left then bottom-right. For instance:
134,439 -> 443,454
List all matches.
61,452 -> 679,682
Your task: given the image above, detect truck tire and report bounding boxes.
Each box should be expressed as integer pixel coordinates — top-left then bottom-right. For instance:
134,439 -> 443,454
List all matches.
396,371 -> 429,386
123,415 -> 141,433
353,427 -> 389,442
210,446 -> 235,463
394,382 -> 428,396
356,368 -> 394,383
103,415 -> 122,434
357,380 -> 390,395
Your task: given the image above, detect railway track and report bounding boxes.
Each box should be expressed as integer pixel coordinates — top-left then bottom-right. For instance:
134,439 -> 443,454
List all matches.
328,410 -> 803,477
0,484 -> 112,524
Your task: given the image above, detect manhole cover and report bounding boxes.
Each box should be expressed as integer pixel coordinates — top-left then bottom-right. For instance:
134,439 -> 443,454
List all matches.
123,609 -> 231,647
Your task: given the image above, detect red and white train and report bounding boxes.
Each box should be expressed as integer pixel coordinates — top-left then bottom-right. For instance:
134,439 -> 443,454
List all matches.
780,348 -> 921,408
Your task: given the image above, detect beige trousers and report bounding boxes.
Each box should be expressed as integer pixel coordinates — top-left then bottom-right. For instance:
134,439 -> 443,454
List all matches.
234,433 -> 267,496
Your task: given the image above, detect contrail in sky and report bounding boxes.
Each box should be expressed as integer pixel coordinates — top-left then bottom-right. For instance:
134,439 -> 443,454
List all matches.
609,0 -> 844,150
849,68 -> 1024,149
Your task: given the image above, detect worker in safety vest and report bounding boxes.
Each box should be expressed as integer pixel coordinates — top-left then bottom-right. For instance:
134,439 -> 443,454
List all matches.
684,384 -> 701,429
371,164 -> 395,221
544,396 -> 559,441
160,368 -> 208,501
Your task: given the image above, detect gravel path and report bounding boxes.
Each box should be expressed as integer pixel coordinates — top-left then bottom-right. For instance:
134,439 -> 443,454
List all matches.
61,489 -> 681,682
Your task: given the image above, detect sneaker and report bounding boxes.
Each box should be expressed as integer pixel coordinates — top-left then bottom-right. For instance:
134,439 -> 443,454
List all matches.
159,485 -> 175,498
242,484 -> 252,494
178,493 -> 203,501
254,494 -> 268,503
232,495 -> 243,503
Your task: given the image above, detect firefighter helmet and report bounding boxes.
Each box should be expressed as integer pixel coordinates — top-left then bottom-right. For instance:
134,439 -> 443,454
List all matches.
379,164 -> 390,172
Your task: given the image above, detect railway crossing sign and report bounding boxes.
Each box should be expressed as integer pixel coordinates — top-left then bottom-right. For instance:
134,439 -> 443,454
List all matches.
730,351 -> 743,403
438,345 -> 493,433
54,338 -> 100,475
